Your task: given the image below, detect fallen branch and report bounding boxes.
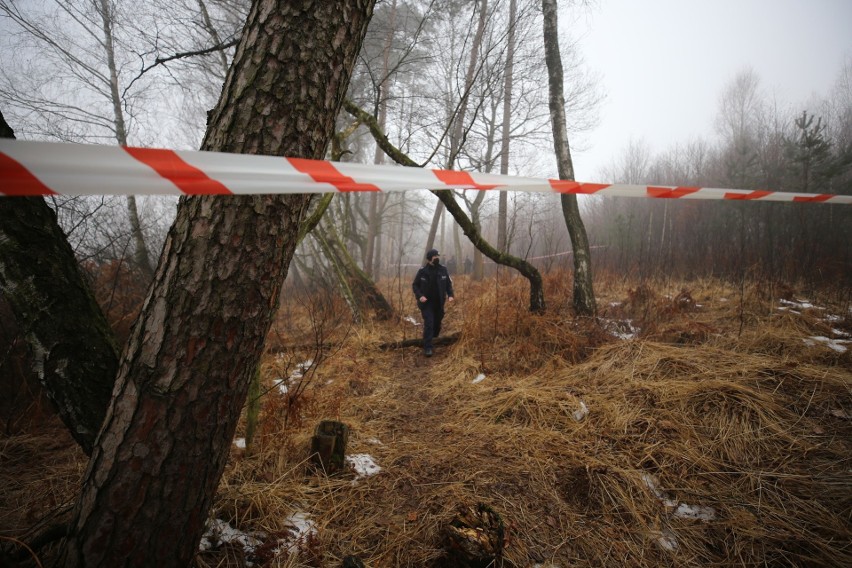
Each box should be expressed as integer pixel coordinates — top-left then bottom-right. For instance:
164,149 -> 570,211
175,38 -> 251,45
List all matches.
378,332 -> 461,350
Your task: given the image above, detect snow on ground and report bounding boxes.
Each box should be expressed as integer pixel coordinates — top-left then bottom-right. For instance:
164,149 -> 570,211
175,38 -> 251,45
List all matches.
779,298 -> 822,310
600,318 -> 639,340
472,373 -> 486,384
404,315 -> 421,326
199,513 -> 318,562
656,528 -> 679,551
199,518 -> 263,555
642,473 -> 716,520
572,400 -> 589,422
273,512 -> 317,555
272,359 -> 315,395
233,437 -> 246,449
346,454 -> 382,480
803,336 -> 849,353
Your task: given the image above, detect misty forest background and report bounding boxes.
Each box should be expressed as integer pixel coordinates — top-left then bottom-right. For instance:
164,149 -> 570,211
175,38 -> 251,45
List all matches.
2,1 -> 852,566
1,0 -> 850,313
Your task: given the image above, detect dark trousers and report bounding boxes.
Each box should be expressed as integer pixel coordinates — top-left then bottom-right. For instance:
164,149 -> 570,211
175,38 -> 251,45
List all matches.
420,302 -> 444,349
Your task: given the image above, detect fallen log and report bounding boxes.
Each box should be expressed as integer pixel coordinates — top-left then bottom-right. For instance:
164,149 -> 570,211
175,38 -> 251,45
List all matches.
378,332 -> 461,350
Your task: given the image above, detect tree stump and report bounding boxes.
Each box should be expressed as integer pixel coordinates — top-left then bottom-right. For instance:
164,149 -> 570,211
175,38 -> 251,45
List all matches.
310,420 -> 349,473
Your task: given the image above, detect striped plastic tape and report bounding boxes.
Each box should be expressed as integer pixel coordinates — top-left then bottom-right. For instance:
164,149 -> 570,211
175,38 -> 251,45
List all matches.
1,140 -> 850,204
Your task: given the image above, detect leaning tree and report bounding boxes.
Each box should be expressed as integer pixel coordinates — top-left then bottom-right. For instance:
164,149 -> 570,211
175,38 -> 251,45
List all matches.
10,0 -> 378,566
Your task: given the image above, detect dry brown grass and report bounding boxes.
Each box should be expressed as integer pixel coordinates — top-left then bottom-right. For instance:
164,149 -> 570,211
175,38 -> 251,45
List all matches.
2,273 -> 850,567
204,273 -> 851,567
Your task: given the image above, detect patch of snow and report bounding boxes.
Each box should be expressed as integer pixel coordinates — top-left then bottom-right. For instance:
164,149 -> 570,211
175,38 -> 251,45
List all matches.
657,529 -> 678,551
673,503 -> 716,521
780,298 -> 818,310
365,437 -> 383,445
642,474 -> 677,508
273,378 -> 289,395
404,315 -> 421,326
572,400 -> 589,422
289,360 -> 314,380
273,512 -> 317,556
233,438 -> 246,449
609,301 -> 622,307
824,314 -> 842,323
831,328 -> 850,338
600,318 -> 639,340
472,373 -> 486,384
346,454 -> 382,479
720,297 -> 729,302
199,518 -> 263,556
642,473 -> 715,521
803,336 -> 849,353
777,307 -> 801,315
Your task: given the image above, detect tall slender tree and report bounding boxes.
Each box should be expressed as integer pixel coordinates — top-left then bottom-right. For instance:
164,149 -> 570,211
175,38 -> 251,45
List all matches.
541,0 -> 596,316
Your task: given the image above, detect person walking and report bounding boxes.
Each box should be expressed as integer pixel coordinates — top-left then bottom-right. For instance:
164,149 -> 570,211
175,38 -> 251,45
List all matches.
412,249 -> 454,356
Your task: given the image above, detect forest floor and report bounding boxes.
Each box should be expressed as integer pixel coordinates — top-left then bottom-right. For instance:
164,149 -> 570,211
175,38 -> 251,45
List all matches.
1,273 -> 851,567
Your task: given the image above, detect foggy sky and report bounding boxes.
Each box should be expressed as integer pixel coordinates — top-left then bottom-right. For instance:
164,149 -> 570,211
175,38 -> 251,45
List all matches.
573,0 -> 852,181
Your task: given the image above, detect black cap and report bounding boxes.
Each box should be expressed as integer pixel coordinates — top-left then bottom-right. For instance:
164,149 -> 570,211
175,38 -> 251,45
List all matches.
426,249 -> 439,260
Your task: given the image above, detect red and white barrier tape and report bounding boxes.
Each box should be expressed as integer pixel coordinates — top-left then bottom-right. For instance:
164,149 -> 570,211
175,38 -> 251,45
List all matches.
1,141 -> 850,204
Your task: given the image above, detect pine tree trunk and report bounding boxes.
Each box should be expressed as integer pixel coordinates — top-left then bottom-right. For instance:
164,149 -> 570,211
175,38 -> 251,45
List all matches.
541,0 -> 596,316
0,114 -> 118,455
58,2 -> 375,566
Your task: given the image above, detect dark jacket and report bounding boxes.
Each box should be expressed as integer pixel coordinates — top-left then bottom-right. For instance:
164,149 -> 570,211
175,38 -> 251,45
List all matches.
412,262 -> 454,308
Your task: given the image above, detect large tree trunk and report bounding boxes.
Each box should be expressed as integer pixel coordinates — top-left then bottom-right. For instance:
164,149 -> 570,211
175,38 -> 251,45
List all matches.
542,0 -> 596,316
58,1 -> 375,566
0,112 -> 118,456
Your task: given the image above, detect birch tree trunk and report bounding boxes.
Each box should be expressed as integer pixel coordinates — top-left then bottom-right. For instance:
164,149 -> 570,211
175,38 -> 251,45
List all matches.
542,0 -> 596,316
365,0 -> 396,278
497,0 -> 517,254
0,112 -> 118,455
58,1 -> 375,566
427,0 -> 488,253
96,0 -> 155,279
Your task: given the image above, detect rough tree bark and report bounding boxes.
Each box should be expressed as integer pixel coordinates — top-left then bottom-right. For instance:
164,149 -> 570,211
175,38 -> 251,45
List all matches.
0,111 -> 118,456
345,100 -> 546,312
541,0 -> 596,316
57,1 -> 375,566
